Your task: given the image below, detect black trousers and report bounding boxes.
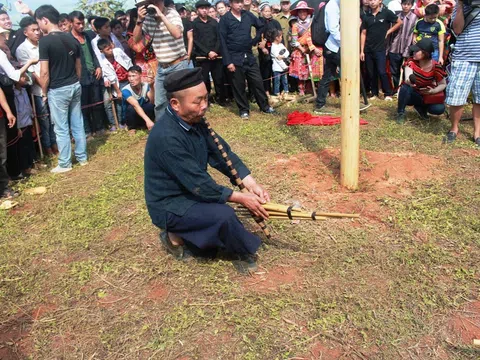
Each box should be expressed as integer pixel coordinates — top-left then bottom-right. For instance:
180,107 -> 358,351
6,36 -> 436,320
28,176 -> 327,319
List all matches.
2,84 -> 21,177
198,59 -> 226,103
166,203 -> 261,255
125,103 -> 155,130
228,58 -> 269,114
365,51 -> 393,97
81,78 -> 108,134
316,48 -> 341,108
259,58 -> 273,95
0,116 -> 8,194
388,52 -> 404,90
18,125 -> 35,172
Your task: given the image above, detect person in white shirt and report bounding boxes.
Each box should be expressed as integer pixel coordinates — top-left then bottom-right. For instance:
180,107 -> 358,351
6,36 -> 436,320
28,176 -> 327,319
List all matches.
15,16 -> 57,156
98,38 -> 133,130
0,26 -> 37,180
90,17 -> 123,64
268,29 -> 290,97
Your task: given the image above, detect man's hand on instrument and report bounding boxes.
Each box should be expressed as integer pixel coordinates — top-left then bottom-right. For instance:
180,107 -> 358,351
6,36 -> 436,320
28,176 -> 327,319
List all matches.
242,175 -> 270,203
238,192 -> 269,220
208,51 -> 218,60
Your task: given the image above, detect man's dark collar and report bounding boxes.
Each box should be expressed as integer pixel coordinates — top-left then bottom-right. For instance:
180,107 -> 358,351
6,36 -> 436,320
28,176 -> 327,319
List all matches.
167,105 -> 192,131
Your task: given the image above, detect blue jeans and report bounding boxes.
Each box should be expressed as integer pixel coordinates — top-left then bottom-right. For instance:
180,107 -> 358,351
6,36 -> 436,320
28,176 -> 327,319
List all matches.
34,95 -> 56,149
397,84 -> 445,115
432,49 -> 439,62
103,87 -> 123,126
48,82 -> 87,168
154,60 -> 188,120
272,71 -> 288,95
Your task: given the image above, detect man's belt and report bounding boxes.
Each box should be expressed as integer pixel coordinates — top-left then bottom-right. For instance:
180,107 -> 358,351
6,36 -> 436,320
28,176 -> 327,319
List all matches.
158,55 -> 187,69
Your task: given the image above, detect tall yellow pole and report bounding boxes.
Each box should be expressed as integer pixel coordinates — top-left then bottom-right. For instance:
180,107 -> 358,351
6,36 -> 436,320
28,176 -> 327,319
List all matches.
340,0 -> 360,190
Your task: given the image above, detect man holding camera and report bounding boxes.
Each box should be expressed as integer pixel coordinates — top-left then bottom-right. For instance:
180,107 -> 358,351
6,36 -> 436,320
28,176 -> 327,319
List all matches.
445,0 -> 480,147
138,0 -> 187,118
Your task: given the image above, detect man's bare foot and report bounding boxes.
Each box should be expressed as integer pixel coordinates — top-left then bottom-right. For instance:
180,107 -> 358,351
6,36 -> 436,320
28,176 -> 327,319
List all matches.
168,232 -> 184,246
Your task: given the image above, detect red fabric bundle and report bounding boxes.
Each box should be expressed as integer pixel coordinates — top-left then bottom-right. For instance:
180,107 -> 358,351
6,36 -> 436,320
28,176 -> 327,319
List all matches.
286,111 -> 368,126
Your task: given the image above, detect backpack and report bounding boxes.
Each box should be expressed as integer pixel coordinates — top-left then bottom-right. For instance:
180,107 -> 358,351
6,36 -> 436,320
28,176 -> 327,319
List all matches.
311,0 -> 329,47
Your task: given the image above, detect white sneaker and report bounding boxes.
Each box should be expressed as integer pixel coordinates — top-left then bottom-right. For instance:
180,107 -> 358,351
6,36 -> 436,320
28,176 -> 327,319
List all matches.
384,96 -> 393,101
368,95 -> 378,101
50,165 -> 72,174
79,161 -> 89,166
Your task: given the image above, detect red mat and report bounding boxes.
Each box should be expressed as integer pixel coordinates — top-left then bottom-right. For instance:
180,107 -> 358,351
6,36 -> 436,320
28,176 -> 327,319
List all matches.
287,111 -> 368,126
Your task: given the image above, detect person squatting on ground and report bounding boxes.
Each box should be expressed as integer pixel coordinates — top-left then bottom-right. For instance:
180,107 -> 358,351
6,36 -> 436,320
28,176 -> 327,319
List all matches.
144,68 -> 270,274
121,65 -> 155,132
36,4 -> 88,174
396,38 -> 446,124
445,0 -> 480,147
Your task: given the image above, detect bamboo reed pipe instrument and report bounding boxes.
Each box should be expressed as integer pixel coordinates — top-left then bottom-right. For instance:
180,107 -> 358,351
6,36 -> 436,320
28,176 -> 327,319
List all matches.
233,203 -> 359,221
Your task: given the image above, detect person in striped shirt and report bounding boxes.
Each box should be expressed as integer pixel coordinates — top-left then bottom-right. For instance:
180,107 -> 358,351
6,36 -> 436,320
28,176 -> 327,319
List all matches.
445,1 -> 480,147
138,0 -> 188,118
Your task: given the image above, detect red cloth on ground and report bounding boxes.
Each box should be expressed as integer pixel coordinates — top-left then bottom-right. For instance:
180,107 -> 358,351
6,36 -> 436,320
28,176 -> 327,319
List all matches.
286,111 -> 368,126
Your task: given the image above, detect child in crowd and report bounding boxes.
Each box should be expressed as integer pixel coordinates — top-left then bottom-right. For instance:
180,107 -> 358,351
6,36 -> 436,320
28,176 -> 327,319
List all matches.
361,0 -> 402,101
13,75 -> 36,177
91,17 -> 123,63
98,38 -> 133,130
413,3 -> 445,64
269,29 -> 290,97
110,19 -> 131,57
389,0 -> 417,90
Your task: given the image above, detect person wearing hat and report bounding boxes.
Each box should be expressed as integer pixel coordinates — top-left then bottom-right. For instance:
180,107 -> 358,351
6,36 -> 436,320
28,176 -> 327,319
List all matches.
138,0 -> 188,118
218,0 -> 274,119
395,38 -> 446,124
144,67 -> 270,274
192,0 -> 226,105
288,1 -> 323,96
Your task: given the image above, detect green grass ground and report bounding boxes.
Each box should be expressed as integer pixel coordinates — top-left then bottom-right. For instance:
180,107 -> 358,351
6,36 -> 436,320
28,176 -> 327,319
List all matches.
0,98 -> 479,359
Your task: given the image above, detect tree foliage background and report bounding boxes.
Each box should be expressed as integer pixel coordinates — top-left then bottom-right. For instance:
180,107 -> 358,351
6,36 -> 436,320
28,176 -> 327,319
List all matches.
77,0 -> 124,19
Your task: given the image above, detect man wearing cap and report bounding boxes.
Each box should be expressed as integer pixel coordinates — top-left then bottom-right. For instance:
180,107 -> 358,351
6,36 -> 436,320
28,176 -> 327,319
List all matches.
218,0 -> 274,119
138,0 -> 187,118
192,0 -> 226,105
144,68 -> 270,274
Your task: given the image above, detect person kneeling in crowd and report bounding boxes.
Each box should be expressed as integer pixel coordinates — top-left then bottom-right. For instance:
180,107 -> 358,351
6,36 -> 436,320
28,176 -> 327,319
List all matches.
122,65 -> 155,133
396,38 -> 446,124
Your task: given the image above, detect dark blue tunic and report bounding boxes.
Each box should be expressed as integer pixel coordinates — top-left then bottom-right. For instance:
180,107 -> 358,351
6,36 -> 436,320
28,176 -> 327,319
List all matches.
144,107 -> 261,254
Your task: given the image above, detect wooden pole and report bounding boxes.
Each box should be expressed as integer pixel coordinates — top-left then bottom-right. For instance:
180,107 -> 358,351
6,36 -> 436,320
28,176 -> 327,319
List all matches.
340,1 -> 360,190
108,87 -> 120,129
30,93 -> 44,159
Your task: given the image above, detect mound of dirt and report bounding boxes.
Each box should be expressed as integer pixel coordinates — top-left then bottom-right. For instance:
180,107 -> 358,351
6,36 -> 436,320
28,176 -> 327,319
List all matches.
241,266 -> 302,294
268,149 -> 444,222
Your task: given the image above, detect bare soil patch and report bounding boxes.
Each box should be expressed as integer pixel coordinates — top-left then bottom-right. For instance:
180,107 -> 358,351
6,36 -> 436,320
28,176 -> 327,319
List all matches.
447,300 -> 480,344
0,315 -> 33,359
146,281 -> 169,301
269,149 -> 445,222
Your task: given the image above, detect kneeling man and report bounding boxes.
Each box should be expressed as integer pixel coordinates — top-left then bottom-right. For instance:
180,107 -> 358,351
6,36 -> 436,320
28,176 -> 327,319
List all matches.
122,66 -> 155,132
144,68 -> 270,273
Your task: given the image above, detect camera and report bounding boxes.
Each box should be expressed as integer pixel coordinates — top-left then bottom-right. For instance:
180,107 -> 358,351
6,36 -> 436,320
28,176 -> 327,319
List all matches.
464,0 -> 480,6
135,0 -> 157,14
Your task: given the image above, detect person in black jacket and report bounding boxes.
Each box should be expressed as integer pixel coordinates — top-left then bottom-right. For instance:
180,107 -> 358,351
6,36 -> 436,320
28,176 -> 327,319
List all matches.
69,11 -> 108,137
218,0 -> 274,119
192,0 -> 226,105
257,3 -> 282,96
